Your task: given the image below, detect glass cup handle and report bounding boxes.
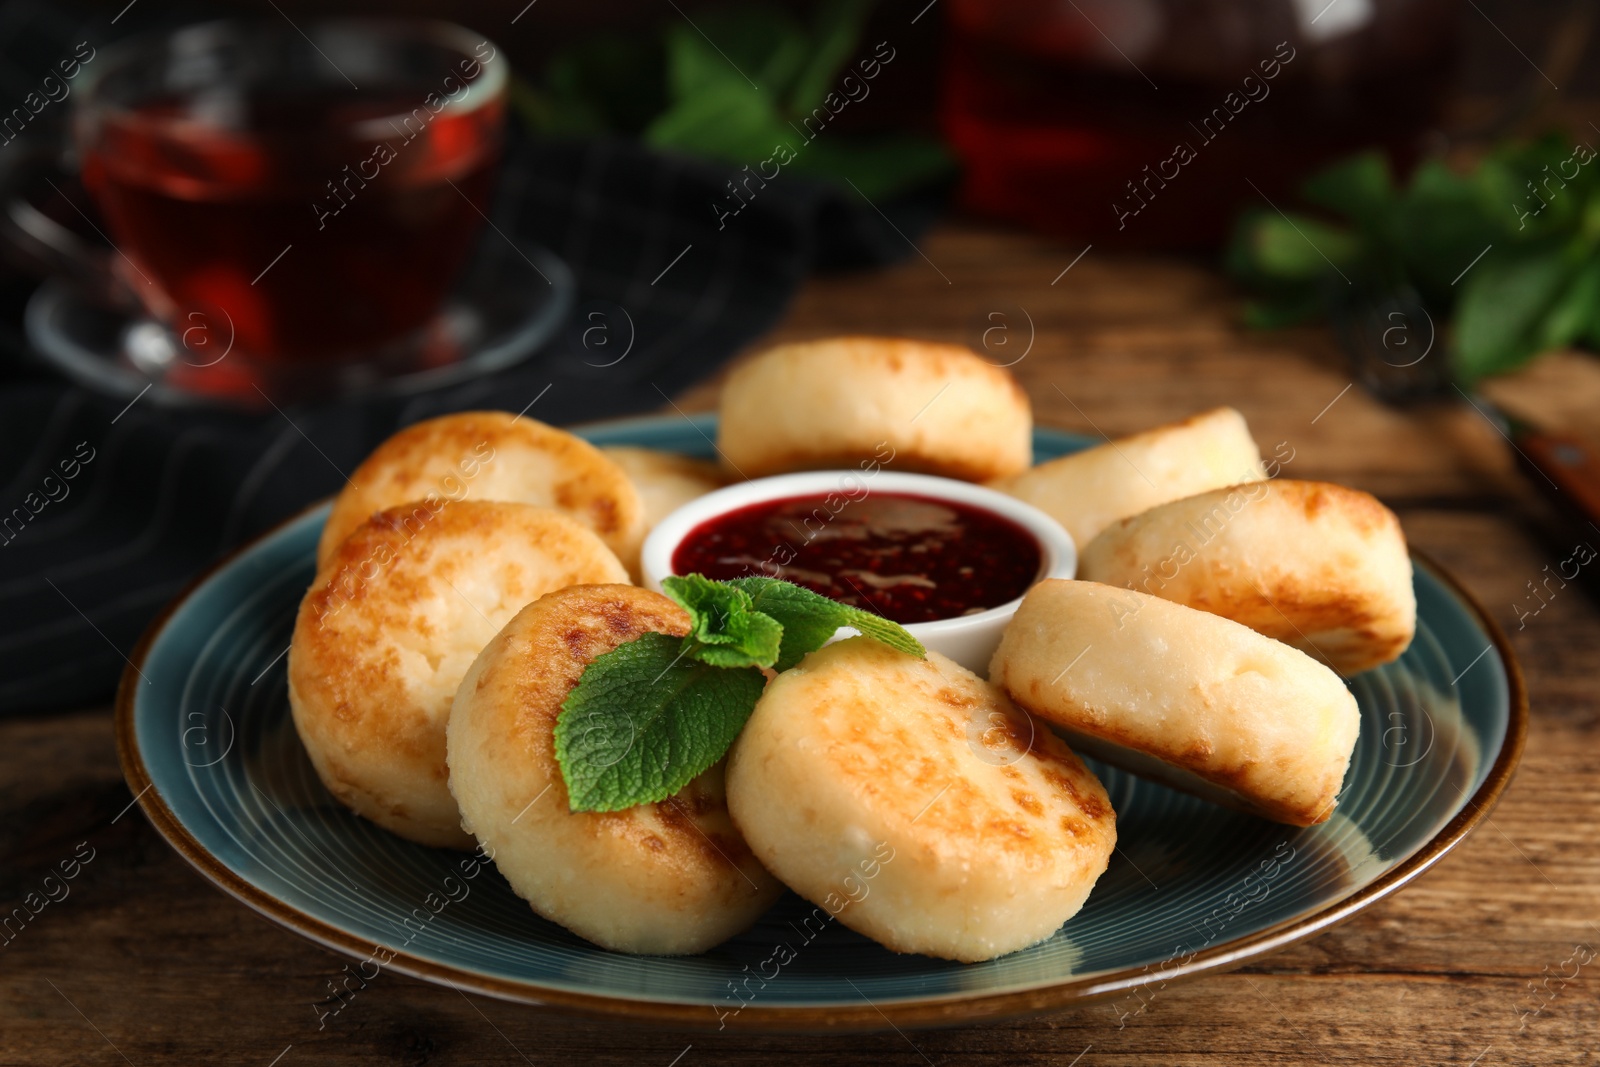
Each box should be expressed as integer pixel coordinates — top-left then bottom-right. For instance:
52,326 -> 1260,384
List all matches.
0,142 -> 135,310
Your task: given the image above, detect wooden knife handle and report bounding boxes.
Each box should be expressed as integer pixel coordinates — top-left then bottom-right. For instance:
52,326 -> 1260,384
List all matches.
1514,429 -> 1600,535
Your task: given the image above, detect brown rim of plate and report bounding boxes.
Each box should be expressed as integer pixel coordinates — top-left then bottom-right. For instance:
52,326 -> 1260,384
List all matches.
114,499 -> 1528,1034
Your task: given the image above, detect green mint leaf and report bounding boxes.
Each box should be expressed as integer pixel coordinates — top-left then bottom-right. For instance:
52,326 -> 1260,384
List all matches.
1391,160 -> 1501,298
689,612 -> 784,669
647,18 -> 797,163
554,631 -> 767,813
786,0 -> 871,115
836,607 -> 927,658
1232,209 -> 1363,282
1302,151 -> 1396,231
660,573 -> 782,669
1539,254 -> 1600,351
692,8 -> 808,96
725,576 -> 924,670
723,577 -> 843,670
1452,239 -> 1573,382
644,84 -> 788,163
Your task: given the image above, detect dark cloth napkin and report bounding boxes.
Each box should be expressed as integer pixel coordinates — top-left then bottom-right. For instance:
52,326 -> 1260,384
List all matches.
0,1 -> 940,714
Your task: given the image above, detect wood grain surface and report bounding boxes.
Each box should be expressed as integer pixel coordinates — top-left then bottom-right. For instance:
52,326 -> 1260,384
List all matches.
4,224 -> 1598,1066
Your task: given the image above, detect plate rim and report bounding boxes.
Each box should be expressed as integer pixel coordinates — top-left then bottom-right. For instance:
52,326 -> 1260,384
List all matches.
113,415 -> 1529,1032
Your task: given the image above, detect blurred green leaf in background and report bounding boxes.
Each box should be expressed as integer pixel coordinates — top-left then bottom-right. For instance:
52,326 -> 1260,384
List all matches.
514,1 -> 953,202
1227,135 -> 1600,384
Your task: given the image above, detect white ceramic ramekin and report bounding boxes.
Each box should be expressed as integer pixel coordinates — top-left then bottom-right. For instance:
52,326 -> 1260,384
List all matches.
639,470 -> 1076,674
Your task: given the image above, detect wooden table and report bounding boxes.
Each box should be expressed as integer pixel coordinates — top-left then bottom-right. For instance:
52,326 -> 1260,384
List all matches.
5,223 -> 1597,1066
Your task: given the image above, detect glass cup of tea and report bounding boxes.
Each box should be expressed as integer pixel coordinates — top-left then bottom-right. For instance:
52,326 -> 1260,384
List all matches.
68,18 -> 507,381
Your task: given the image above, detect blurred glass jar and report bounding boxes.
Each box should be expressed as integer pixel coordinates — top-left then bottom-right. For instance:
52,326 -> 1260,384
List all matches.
942,0 -> 1459,249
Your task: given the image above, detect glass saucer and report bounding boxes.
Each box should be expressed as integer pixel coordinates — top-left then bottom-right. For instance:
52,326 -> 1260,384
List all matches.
24,235 -> 573,408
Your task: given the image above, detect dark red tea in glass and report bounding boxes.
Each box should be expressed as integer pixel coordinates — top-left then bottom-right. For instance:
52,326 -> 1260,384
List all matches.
942,0 -> 1457,250
76,20 -> 506,363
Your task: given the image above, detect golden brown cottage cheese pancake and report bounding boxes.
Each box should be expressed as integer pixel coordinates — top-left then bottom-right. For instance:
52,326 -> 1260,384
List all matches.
989,580 -> 1359,827
726,638 -> 1115,962
288,502 -> 629,849
317,411 -> 646,572
599,446 -> 727,529
1079,480 -> 1416,675
717,337 -> 1032,482
446,584 -> 782,955
990,407 -> 1264,547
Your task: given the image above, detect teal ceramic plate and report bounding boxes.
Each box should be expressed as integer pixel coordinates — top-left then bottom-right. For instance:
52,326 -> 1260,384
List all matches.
117,415 -> 1527,1031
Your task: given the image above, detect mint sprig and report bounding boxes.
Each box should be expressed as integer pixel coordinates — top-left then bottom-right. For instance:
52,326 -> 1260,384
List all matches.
554,632 -> 766,813
660,574 -> 782,669
1226,138 -> 1600,383
553,574 -> 924,812
726,576 -> 925,670
512,2 -> 954,202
